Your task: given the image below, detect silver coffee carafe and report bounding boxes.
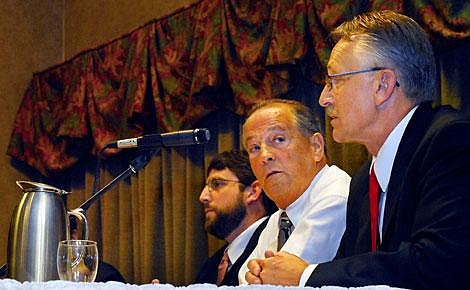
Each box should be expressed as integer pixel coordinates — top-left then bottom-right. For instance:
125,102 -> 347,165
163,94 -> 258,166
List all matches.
6,181 -> 88,282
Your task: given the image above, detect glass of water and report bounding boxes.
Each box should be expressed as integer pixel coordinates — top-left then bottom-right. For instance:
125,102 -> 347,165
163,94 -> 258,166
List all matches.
57,240 -> 98,282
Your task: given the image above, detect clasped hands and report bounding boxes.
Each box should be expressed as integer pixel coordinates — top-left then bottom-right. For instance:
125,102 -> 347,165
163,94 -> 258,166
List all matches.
245,250 -> 308,286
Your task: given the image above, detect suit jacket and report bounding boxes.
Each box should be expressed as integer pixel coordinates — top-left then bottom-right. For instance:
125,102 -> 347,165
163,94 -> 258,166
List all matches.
194,218 -> 269,286
307,103 -> 470,289
95,261 -> 126,283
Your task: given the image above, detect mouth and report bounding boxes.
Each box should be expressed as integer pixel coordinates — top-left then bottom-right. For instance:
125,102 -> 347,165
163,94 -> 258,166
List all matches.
328,115 -> 338,126
326,108 -> 337,119
266,171 -> 282,179
204,207 -> 215,215
327,113 -> 337,119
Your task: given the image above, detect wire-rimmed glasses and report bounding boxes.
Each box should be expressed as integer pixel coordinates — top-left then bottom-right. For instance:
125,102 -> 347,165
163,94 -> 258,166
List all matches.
324,67 -> 400,92
205,178 -> 244,192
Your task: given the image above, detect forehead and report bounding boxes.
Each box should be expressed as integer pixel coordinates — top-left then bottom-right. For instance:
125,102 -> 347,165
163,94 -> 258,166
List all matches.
243,105 -> 296,139
328,39 -> 363,72
207,168 -> 238,180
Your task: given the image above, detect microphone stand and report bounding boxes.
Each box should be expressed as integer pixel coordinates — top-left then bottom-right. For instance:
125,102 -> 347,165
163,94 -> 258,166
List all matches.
77,147 -> 160,212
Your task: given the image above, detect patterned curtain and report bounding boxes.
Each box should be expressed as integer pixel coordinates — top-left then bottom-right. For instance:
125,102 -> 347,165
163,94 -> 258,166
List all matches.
7,0 -> 469,285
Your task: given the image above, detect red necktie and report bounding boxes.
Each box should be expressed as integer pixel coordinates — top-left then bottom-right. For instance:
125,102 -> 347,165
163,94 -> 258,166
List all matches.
369,164 -> 380,251
216,249 -> 230,285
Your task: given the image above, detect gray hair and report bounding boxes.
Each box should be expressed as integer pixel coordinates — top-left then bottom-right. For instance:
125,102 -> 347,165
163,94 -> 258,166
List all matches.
331,10 -> 437,103
246,99 -> 323,137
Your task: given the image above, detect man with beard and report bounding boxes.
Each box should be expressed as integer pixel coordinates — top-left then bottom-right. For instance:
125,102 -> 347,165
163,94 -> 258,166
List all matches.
239,99 -> 351,284
194,149 -> 276,285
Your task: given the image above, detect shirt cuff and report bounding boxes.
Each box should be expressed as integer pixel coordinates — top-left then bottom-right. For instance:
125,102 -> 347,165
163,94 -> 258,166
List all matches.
299,264 -> 317,286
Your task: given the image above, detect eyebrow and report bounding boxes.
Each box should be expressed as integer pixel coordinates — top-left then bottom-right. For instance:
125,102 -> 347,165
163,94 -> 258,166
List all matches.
206,174 -> 225,181
244,125 -> 288,144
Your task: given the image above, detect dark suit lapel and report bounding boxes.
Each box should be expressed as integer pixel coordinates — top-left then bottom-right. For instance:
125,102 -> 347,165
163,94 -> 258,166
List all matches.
381,103 -> 435,242
222,217 -> 270,285
336,161 -> 371,257
354,162 -> 374,253
194,244 -> 228,284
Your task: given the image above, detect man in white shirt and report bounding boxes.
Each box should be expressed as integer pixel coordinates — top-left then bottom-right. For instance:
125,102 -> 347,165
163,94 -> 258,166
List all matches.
244,10 -> 470,290
239,99 -> 351,284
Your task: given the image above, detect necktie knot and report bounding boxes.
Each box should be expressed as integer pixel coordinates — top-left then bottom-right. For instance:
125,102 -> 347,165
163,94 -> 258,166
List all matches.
277,211 -> 294,251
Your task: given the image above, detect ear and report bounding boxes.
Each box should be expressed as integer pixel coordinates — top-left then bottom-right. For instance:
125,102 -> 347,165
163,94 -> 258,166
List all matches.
244,180 -> 263,204
374,69 -> 399,107
309,132 -> 325,162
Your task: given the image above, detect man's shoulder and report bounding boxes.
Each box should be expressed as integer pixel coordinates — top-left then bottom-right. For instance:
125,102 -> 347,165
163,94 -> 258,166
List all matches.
312,165 -> 351,199
236,216 -> 270,245
430,104 -> 470,130
96,261 -> 126,282
325,165 -> 351,180
413,103 -> 469,134
412,103 -> 470,150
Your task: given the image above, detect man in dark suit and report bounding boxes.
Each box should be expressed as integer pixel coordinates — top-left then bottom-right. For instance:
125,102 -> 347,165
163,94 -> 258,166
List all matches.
195,149 -> 276,285
245,10 -> 470,289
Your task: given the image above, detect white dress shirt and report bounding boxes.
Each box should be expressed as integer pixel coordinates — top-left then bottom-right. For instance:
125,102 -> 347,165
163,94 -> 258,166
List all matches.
239,164 -> 351,284
299,106 -> 418,286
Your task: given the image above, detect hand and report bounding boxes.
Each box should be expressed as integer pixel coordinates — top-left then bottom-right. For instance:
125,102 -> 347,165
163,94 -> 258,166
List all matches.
245,250 -> 275,284
247,250 -> 308,286
246,258 -> 263,284
151,278 -> 160,284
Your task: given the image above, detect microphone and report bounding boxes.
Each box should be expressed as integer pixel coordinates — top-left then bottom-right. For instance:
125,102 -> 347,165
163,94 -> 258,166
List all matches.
105,128 -> 210,149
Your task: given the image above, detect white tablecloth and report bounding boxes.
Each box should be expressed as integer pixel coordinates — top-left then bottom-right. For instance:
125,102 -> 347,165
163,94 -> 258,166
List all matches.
0,279 -> 407,290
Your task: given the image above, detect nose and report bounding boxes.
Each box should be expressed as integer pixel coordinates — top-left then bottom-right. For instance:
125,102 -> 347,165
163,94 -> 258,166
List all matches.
319,86 -> 333,108
260,144 -> 275,164
199,186 -> 211,203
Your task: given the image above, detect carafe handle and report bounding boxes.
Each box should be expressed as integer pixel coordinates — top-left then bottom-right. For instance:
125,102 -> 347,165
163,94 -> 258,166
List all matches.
67,208 -> 88,240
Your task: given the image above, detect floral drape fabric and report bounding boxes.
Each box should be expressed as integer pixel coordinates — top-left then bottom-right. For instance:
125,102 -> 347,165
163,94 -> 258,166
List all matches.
7,0 -> 469,175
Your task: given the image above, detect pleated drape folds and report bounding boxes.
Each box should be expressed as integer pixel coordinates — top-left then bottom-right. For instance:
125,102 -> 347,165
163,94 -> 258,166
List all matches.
7,0 -> 469,285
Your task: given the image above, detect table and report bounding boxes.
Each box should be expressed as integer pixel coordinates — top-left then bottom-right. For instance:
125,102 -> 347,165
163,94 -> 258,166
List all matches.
0,279 -> 408,289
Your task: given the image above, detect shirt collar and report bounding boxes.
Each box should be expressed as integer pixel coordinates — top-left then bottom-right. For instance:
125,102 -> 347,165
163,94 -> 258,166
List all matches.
285,164 -> 329,226
226,216 -> 268,263
372,106 -> 418,192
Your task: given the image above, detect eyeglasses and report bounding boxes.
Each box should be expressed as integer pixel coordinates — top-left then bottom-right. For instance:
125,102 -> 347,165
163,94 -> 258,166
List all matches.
324,67 -> 400,92
205,178 -> 244,192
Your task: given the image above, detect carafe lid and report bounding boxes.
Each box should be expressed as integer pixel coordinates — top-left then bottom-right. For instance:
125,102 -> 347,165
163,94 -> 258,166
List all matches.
16,180 -> 69,195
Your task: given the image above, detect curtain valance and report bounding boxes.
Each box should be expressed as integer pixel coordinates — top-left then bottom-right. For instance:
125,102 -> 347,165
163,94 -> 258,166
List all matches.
7,0 -> 469,175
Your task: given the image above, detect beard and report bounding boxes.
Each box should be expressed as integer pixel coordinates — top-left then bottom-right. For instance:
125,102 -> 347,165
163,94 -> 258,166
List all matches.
205,198 -> 247,240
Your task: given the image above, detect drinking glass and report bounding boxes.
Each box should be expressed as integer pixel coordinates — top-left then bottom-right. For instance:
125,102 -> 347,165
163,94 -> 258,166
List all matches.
57,240 -> 98,282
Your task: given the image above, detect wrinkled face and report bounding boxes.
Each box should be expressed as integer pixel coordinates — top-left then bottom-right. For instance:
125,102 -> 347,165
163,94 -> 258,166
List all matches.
319,39 -> 377,144
243,105 -> 320,209
199,168 -> 247,239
